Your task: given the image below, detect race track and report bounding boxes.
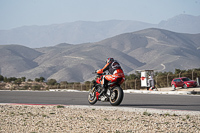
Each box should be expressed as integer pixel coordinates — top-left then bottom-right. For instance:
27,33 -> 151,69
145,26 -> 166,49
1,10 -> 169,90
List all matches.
0,91 -> 200,111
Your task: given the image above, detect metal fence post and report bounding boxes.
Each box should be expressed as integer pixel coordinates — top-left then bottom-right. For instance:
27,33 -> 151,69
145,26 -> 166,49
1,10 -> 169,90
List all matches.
156,75 -> 158,87
192,69 -> 194,80
167,73 -> 169,87
125,80 -> 127,90
135,78 -> 137,89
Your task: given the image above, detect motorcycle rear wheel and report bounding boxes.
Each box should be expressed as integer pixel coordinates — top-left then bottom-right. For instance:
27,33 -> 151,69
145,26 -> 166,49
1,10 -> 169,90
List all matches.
88,87 -> 97,105
109,86 -> 124,106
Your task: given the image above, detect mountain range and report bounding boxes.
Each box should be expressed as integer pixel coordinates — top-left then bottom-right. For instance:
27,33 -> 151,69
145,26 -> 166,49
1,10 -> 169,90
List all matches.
0,14 -> 200,48
0,28 -> 200,82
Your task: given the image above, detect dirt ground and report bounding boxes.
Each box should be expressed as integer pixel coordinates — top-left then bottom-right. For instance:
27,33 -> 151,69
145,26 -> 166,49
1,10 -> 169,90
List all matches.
0,105 -> 199,133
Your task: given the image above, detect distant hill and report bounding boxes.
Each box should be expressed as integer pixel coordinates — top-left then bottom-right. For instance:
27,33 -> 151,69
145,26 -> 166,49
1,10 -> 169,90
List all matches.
158,14 -> 200,33
97,28 -> 200,73
0,45 -> 42,76
0,14 -> 199,48
0,28 -> 200,82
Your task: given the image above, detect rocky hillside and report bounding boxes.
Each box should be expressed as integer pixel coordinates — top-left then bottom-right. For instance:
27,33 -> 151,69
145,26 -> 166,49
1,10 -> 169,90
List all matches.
0,28 -> 200,82
0,45 -> 42,76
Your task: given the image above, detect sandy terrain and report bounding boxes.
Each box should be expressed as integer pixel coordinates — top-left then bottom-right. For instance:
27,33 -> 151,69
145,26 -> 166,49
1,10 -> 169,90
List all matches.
0,105 -> 199,133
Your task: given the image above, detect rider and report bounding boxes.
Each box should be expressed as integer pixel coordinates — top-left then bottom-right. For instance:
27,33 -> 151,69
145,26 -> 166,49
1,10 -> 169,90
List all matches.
97,58 -> 125,97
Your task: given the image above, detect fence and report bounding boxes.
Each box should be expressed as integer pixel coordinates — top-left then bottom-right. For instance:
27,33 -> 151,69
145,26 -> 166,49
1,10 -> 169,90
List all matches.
48,83 -> 92,91
123,72 -> 199,90
48,72 -> 200,91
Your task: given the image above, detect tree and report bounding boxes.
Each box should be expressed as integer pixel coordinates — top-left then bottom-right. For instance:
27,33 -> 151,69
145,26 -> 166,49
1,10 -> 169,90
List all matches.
125,72 -> 140,80
3,77 -> 8,83
84,81 -> 91,84
27,79 -> 33,82
125,74 -> 138,80
14,78 -> 22,86
60,81 -> 68,85
21,77 -> 26,82
175,69 -> 186,75
39,77 -> 45,82
35,78 -> 40,82
0,75 -> 4,82
8,77 -> 17,82
47,79 -> 57,85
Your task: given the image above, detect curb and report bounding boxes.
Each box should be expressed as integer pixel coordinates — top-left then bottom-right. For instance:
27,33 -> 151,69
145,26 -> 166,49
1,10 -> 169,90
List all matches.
49,89 -> 88,92
124,89 -> 200,95
49,89 -> 200,95
1,89 -> 199,95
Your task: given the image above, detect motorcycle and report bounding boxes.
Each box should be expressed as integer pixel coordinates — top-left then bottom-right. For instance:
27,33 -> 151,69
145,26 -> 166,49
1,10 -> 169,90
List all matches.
88,71 -> 124,106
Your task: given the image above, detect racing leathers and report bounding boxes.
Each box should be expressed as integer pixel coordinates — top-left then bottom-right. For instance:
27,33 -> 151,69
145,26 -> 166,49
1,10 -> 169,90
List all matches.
97,60 -> 125,95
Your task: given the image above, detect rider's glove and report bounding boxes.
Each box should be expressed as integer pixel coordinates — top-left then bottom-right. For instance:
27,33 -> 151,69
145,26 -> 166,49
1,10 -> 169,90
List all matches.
97,69 -> 103,74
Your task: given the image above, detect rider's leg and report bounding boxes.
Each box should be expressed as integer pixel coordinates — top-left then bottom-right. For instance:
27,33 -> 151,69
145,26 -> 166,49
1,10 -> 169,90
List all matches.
99,75 -> 111,97
99,76 -> 106,97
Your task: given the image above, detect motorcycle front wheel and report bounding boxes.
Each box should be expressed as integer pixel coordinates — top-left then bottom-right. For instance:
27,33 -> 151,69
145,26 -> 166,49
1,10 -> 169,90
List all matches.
109,86 -> 124,106
88,87 -> 97,105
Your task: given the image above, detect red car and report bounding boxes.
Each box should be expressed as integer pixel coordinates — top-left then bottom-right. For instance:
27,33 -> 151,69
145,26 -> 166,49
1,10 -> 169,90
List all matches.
171,77 -> 197,90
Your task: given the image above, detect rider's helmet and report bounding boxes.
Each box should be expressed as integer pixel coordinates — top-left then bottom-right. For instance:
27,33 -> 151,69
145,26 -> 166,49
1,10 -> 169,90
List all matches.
106,58 -> 114,64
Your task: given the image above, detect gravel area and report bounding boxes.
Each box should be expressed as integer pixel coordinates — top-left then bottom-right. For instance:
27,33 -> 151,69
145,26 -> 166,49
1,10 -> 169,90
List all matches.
0,105 -> 200,133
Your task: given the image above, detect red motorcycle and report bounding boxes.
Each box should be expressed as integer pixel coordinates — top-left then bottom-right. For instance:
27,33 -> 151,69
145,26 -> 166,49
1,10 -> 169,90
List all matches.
88,71 -> 124,106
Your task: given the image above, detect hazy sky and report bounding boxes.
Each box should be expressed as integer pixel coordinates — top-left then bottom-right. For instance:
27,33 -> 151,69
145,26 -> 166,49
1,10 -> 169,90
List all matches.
0,0 -> 200,30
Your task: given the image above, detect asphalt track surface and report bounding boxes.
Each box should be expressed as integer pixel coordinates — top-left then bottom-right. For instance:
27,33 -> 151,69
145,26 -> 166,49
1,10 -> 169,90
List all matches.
0,91 -> 200,111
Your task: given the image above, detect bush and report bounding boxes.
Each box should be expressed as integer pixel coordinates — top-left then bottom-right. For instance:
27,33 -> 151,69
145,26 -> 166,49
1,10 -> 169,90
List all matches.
31,85 -> 43,90
47,79 -> 57,85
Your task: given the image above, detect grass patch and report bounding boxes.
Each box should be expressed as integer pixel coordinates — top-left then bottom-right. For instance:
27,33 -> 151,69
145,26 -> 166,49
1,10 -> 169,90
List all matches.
104,118 -> 109,121
143,111 -> 151,116
57,105 -> 65,108
164,113 -> 170,116
50,112 -> 55,115
186,115 -> 190,119
164,122 -> 169,125
42,114 -> 48,117
172,113 -> 177,116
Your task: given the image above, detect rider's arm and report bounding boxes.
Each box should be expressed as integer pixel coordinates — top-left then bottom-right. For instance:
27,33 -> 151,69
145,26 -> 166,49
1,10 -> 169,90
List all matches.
97,62 -> 110,74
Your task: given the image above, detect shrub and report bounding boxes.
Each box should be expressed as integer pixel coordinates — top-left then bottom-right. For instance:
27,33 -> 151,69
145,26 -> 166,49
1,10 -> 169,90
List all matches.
31,85 -> 43,90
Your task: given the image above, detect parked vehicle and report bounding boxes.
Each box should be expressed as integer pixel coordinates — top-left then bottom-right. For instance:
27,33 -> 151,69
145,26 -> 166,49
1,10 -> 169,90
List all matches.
171,77 -> 197,90
88,71 -> 124,106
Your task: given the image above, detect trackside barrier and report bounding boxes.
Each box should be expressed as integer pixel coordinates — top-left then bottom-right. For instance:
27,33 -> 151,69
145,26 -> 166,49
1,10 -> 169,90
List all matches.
0,72 -> 199,91
48,73 -> 199,90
